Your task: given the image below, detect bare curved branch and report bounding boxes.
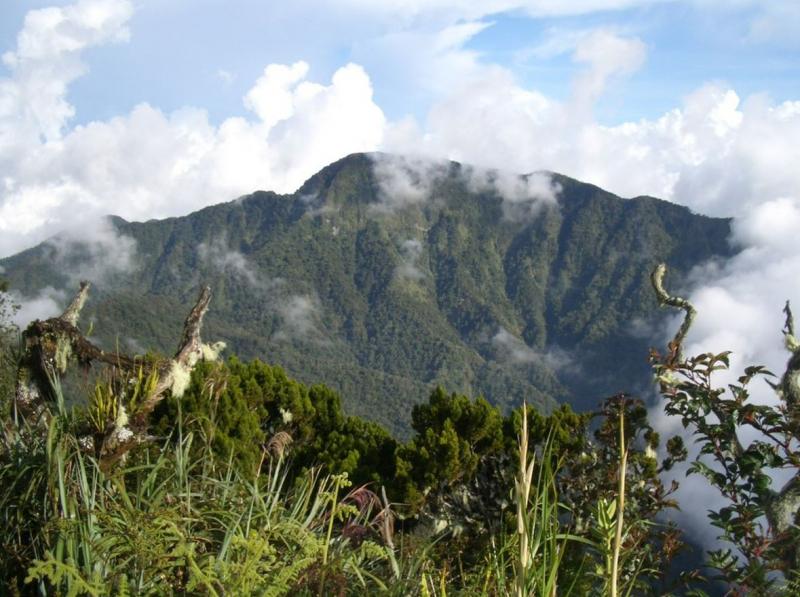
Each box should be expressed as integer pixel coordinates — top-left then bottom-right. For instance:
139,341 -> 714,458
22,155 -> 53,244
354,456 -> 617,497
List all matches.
140,285 -> 213,413
14,283 -> 223,471
59,281 -> 90,326
650,263 -> 696,363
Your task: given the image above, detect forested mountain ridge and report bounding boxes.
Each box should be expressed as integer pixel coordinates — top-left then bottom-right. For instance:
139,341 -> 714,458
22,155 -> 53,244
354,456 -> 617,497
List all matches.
0,152 -> 732,437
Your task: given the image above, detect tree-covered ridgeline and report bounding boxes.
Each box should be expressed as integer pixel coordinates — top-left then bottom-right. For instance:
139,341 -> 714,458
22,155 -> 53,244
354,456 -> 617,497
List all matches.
0,153 -> 734,438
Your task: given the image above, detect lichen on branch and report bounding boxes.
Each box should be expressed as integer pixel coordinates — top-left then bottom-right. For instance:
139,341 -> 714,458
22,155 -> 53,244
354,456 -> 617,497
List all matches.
14,282 -> 224,471
779,300 -> 800,409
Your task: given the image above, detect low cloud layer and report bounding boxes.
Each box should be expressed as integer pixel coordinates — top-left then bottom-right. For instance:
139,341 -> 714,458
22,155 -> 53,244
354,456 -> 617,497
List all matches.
466,168 -> 561,221
198,235 -> 263,289
197,234 -> 326,343
650,194 -> 800,548
274,295 -> 325,342
370,154 -> 449,214
46,216 -> 138,285
492,326 -> 574,372
369,152 -> 561,221
395,238 -> 426,281
9,286 -> 67,328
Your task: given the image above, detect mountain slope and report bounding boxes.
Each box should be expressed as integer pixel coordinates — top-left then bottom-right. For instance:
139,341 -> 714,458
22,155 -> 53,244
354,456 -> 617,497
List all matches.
0,153 -> 732,437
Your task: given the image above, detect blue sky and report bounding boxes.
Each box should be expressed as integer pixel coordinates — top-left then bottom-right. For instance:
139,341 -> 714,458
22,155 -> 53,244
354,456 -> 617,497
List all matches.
2,0 -> 799,133
2,0 -> 800,548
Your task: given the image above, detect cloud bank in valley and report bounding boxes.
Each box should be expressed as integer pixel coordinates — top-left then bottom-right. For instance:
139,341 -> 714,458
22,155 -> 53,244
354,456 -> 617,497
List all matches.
9,286 -> 66,328
651,194 -> 800,548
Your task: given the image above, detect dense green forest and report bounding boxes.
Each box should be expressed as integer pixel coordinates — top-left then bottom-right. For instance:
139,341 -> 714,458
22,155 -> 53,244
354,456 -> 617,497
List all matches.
0,154 -> 733,438
2,272 -> 800,596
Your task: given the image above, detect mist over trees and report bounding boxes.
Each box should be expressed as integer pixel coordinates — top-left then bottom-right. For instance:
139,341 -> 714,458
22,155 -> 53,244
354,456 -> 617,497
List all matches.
0,154 -> 734,441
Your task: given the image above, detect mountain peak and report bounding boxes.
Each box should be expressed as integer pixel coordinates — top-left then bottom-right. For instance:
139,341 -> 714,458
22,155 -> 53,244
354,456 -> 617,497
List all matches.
0,155 -> 734,437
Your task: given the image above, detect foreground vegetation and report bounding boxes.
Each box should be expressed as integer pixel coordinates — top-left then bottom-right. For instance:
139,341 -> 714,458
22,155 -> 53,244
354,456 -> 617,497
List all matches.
1,383 -> 684,596
2,268 -> 800,595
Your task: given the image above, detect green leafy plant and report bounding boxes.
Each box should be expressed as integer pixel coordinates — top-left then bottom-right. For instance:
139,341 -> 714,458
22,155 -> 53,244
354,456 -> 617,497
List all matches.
653,264 -> 800,594
654,350 -> 800,594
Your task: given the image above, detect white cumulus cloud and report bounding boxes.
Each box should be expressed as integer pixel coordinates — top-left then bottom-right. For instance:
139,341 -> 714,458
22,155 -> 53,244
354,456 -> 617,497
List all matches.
0,1 -> 385,258
0,0 -> 133,150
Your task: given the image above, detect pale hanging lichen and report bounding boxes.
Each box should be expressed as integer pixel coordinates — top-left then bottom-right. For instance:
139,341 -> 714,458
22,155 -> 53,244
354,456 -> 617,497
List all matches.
115,404 -> 129,429
115,426 -> 134,443
655,369 -> 681,389
201,341 -> 226,361
784,333 -> 800,353
54,338 -> 72,373
78,436 -> 95,453
169,361 -> 193,398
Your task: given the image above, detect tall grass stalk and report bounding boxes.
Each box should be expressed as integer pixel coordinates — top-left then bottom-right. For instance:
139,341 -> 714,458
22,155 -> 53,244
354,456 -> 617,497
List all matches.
514,402 -> 587,597
516,402 -> 536,597
610,404 -> 628,597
